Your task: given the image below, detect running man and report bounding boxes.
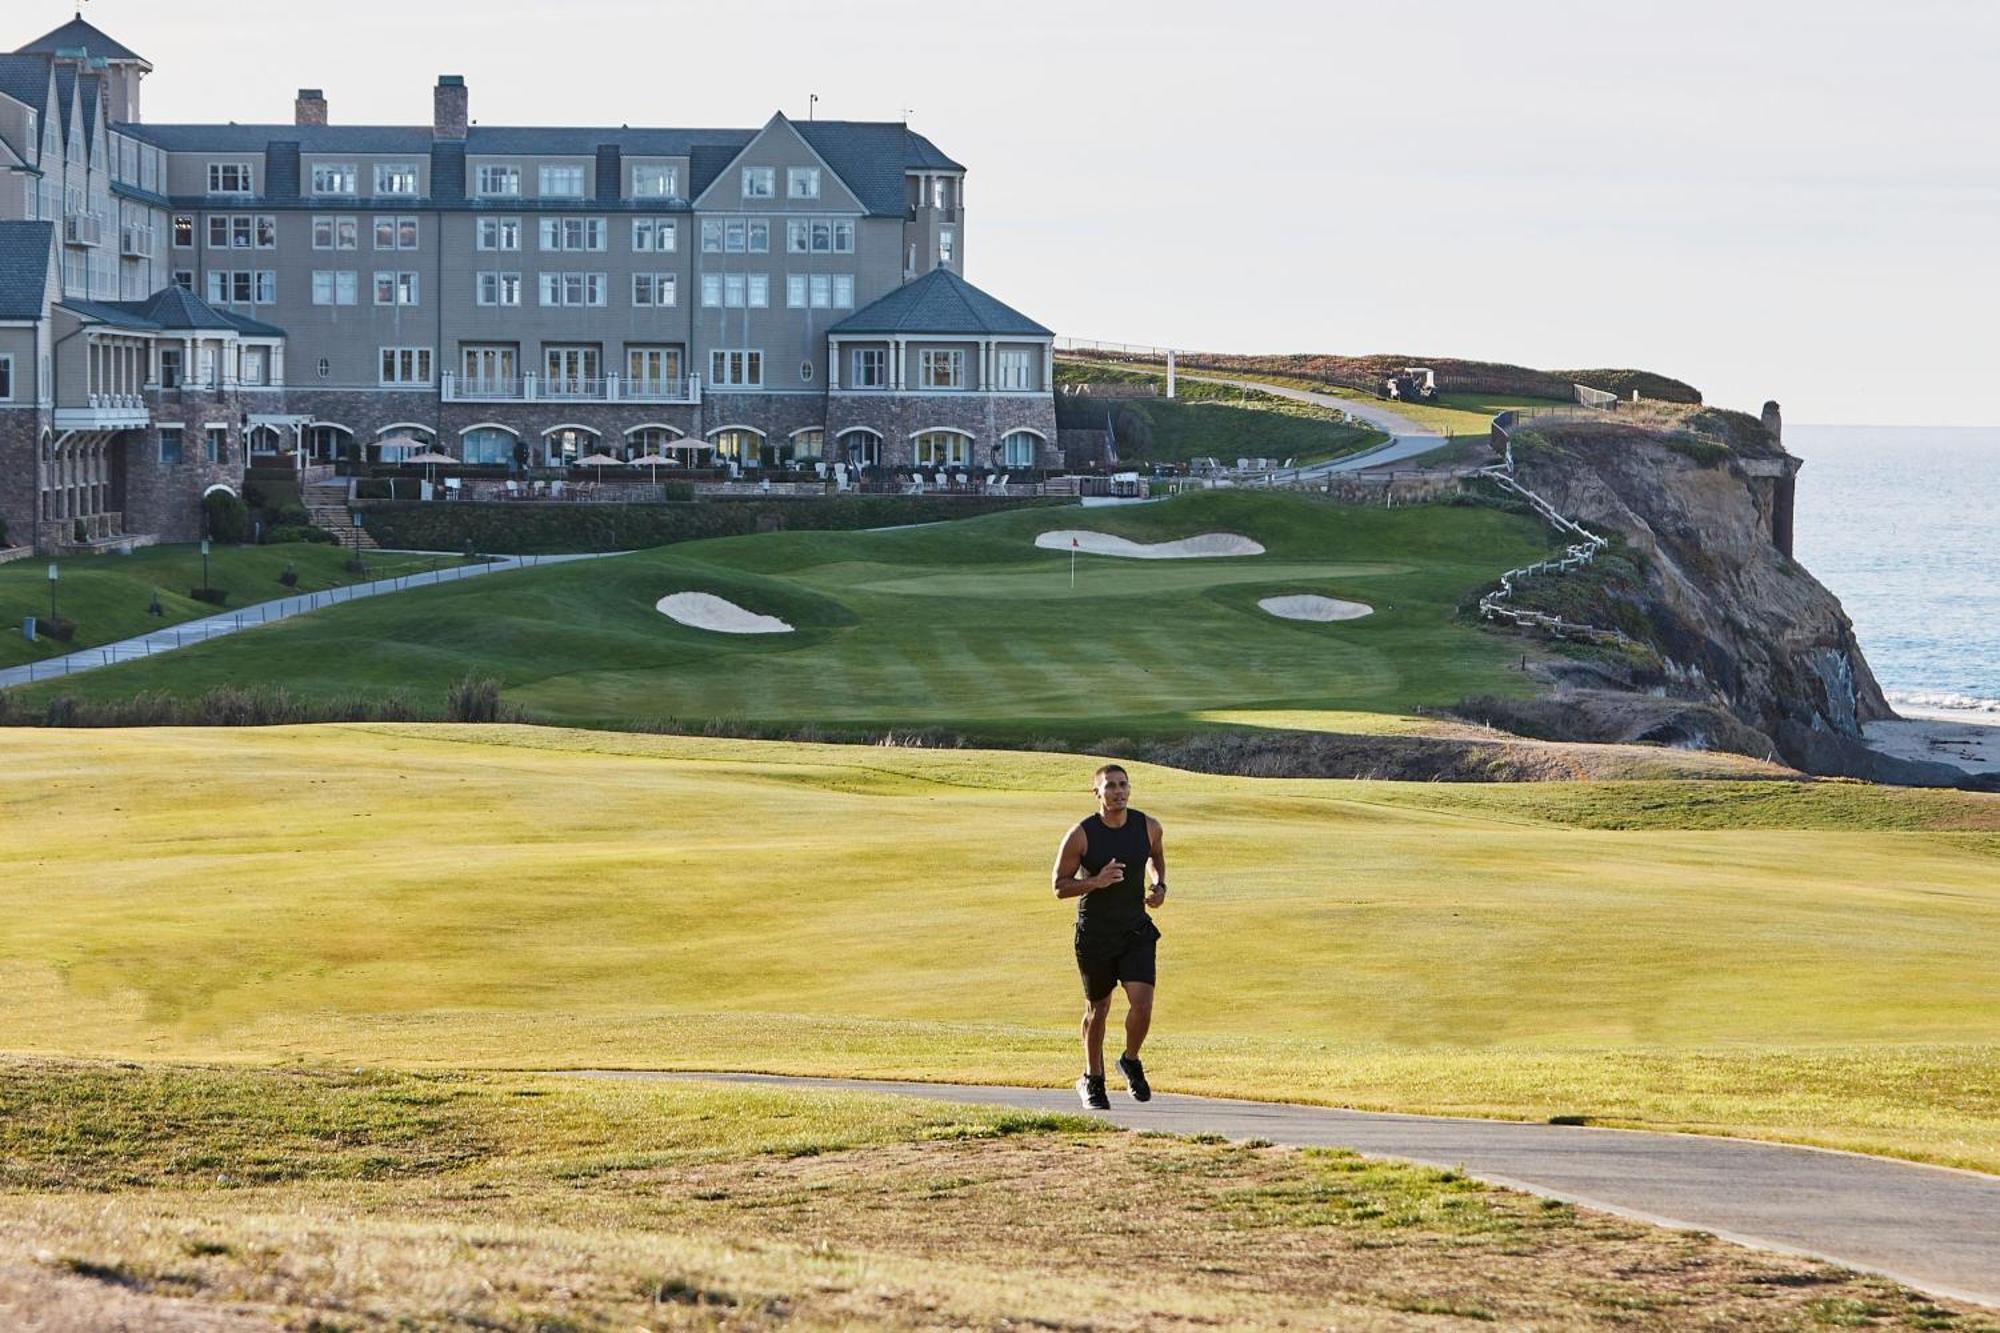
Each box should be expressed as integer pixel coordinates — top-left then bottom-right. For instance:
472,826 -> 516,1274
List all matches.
1051,763 -> 1166,1109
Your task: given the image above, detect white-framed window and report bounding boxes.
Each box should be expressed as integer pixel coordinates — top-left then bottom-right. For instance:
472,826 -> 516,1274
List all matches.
919,349 -> 965,389
787,166 -> 820,199
632,273 -> 676,307
741,166 -> 774,198
544,346 -> 599,388
208,214 -> 276,250
477,271 -> 522,306
1001,430 -> 1040,467
379,346 -> 433,385
207,162 -> 253,194
537,272 -> 607,307
171,269 -> 194,291
374,270 -> 420,305
311,270 -> 358,305
627,346 -> 682,387
374,215 -> 419,250
538,164 -> 586,197
256,216 -> 277,248
311,163 -> 356,195
631,164 -> 677,197
632,217 -> 676,252
476,164 -> 521,197
206,270 -> 276,305
787,217 -> 855,254
375,163 -> 420,195
476,216 -> 520,251
312,215 -> 358,250
995,348 -> 1033,390
808,273 -> 831,309
700,274 -> 722,307
701,219 -> 722,253
172,215 -> 194,248
709,349 -> 763,387
204,426 -> 227,463
0,353 -> 12,401
461,344 -> 517,387
717,219 -> 767,253
747,274 -> 768,308
538,217 -> 606,251
748,220 -> 769,252
832,274 -> 854,308
462,426 -> 516,464
158,425 -> 185,463
914,430 -> 971,466
940,227 -> 956,264
786,274 -> 806,309
850,347 -> 885,388
254,270 -> 277,303
792,426 -> 824,456
723,273 -> 746,307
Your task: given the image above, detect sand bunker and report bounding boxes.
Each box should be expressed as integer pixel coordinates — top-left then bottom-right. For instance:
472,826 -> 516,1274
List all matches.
1035,530 -> 1264,559
1258,594 -> 1373,622
655,593 -> 794,634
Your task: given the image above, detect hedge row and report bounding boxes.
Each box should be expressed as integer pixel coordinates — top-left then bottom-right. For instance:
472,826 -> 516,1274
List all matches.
354,495 -> 1069,554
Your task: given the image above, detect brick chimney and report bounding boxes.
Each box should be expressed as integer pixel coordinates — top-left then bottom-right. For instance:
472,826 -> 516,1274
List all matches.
433,75 -> 468,139
295,88 -> 328,126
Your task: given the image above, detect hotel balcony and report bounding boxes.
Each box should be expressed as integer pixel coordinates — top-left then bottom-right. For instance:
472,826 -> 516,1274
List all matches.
63,211 -> 106,247
54,393 -> 151,431
439,373 -> 700,405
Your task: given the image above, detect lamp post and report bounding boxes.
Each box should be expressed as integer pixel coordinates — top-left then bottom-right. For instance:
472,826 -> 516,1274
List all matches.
200,538 -> 210,592
46,562 -> 58,622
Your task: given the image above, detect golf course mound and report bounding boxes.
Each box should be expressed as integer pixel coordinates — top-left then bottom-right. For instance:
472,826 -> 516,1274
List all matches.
655,592 -> 794,634
1260,594 -> 1373,621
1034,529 -> 1265,559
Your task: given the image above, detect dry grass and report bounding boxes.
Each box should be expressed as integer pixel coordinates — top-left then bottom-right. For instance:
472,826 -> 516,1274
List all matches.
1,1061 -> 1990,1331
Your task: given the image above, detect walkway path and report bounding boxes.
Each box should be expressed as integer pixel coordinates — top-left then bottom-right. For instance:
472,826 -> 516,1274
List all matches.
1173,372 -> 1452,477
586,1071 -> 2000,1309
0,551 -> 617,689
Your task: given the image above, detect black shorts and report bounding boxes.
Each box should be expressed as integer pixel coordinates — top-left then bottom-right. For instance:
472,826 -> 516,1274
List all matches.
1075,920 -> 1160,1001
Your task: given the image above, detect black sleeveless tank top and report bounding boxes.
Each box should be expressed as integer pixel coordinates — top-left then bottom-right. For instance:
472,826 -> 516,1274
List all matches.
1076,809 -> 1152,936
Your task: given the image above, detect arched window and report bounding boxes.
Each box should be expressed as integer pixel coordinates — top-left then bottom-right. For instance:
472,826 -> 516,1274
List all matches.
543,425 -> 599,466
629,427 -> 683,456
1000,430 -> 1041,468
710,427 -> 763,466
838,428 -> 880,467
247,426 -> 284,457
790,428 -> 825,462
913,429 -> 971,468
462,427 -> 516,465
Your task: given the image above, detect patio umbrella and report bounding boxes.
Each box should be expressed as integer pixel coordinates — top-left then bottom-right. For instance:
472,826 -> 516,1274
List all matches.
376,435 -> 428,463
403,448 -> 458,485
573,451 -> 623,483
627,453 -> 676,484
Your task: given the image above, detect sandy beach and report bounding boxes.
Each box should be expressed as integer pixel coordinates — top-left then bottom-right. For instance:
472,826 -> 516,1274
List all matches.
1861,707 -> 2000,774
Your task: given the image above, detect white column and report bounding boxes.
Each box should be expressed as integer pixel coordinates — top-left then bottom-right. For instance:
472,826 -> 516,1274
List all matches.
827,338 -> 840,390
1042,342 -> 1054,391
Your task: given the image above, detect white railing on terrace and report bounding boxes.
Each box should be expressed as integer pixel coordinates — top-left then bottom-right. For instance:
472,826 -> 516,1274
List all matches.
85,393 -> 147,410
439,372 -> 701,404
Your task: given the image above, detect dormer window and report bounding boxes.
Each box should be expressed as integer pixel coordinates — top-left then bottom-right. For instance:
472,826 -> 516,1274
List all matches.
539,164 -> 585,197
311,163 -> 357,195
787,167 -> 820,199
375,163 -> 420,196
742,167 -> 775,199
208,162 -> 254,195
477,164 -> 521,196
631,165 -> 677,198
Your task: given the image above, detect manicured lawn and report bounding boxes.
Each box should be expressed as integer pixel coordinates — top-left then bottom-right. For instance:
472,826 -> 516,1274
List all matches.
8,1063 -> 1973,1329
4,724 -> 1995,1173
0,543 -> 447,669
1055,358 -> 1387,466
2,491 -> 1559,742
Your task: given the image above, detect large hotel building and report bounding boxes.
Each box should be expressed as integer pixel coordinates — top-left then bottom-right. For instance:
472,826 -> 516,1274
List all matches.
0,16 -> 1060,551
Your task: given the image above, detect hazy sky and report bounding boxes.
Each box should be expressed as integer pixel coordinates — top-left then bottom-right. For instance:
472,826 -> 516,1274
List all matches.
46,0 -> 2000,425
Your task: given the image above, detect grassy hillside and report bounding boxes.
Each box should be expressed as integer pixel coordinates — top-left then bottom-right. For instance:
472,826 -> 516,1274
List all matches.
9,1064 -> 1966,1330
1055,359 -> 1386,464
5,724 -> 1996,1172
0,543 -> 444,669
3,491 -> 1558,743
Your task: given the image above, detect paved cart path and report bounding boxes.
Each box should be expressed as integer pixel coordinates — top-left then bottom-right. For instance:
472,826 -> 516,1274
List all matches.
0,551 -> 619,690
1173,372 -> 1455,477
581,1071 -> 2000,1309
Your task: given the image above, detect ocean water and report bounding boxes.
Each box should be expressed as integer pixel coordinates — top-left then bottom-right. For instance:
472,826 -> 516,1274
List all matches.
1789,425 -> 2000,715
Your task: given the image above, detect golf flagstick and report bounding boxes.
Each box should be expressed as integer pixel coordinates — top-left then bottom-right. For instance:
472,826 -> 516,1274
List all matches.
1071,536 -> 1078,589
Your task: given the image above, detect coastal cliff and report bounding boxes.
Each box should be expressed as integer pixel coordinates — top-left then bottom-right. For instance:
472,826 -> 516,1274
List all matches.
1483,405 -> 1986,788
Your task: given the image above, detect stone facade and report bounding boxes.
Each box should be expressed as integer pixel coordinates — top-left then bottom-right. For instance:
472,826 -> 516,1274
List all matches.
123,387 -> 253,543
826,392 -> 1060,471
0,408 -> 43,550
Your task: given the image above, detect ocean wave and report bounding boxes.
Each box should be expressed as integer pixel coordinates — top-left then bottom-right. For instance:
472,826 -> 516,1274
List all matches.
1886,690 -> 2000,715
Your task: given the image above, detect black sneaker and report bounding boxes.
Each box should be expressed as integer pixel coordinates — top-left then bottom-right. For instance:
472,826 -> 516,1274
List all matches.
1117,1054 -> 1152,1102
1076,1073 -> 1110,1110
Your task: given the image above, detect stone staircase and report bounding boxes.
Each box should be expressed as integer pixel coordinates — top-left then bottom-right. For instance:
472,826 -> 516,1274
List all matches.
304,480 -> 379,550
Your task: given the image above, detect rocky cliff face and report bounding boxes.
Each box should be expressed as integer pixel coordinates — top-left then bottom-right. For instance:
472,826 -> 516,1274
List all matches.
1502,407 -> 1982,787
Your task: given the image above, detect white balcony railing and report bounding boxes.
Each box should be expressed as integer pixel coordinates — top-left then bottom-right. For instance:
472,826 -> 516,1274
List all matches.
439,372 -> 701,405
64,211 -> 105,247
54,393 -> 150,430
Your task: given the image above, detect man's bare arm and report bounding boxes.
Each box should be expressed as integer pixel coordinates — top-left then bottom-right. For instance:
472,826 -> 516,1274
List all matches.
1145,817 -> 1167,907
1052,825 -> 1123,900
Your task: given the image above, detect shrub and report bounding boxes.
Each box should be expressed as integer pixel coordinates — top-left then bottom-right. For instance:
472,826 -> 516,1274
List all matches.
343,557 -> 370,577
278,564 -> 299,587
272,503 -> 312,527
204,490 -> 251,544
0,514 -> 9,546
446,675 -> 503,723
266,524 -> 337,546
188,586 -> 229,606
36,614 -> 77,642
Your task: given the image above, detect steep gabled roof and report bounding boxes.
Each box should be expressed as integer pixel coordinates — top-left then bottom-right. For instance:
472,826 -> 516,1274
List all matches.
16,16 -> 148,64
0,221 -> 55,319
830,268 -> 1051,338
797,121 -> 961,215
0,53 -> 52,117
